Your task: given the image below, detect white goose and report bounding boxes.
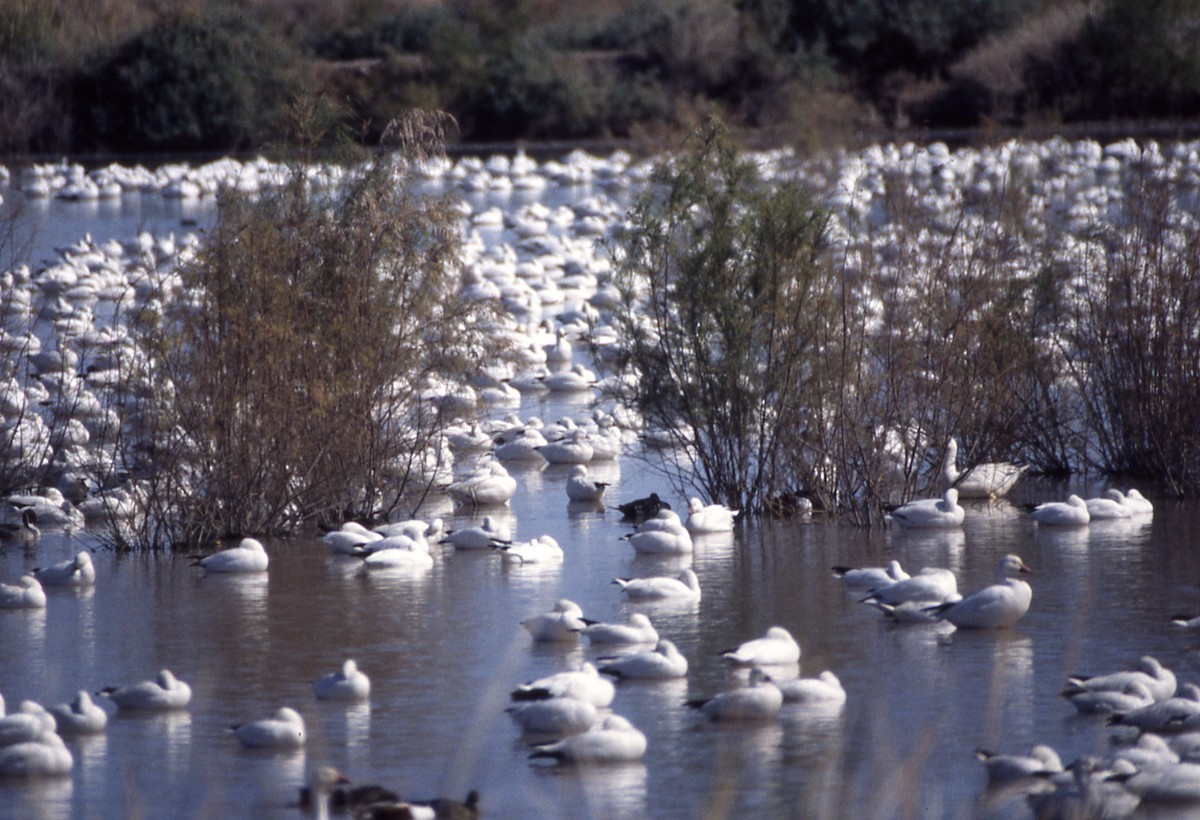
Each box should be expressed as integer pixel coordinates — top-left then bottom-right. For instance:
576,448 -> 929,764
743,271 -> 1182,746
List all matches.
0,575 -> 46,609
888,488 -> 964,529
0,701 -> 57,745
506,697 -> 597,737
232,706 -> 306,749
511,663 -> 616,709
1118,488 -> 1154,516
360,537 -> 433,571
33,550 -> 96,587
621,512 -> 693,555
581,612 -> 659,646
722,626 -> 801,666
49,691 -> 107,734
495,534 -> 563,564
1061,656 -> 1177,703
926,554 -> 1032,629
529,713 -> 647,763
861,566 -> 960,607
599,639 -> 689,679
442,515 -> 510,550
312,660 -> 371,701
322,524 -> 383,555
565,465 -> 608,503
1030,495 -> 1090,526
522,599 -> 586,642
1085,489 -> 1132,519
684,497 -> 739,533
100,669 -> 192,710
688,667 -> 783,722
613,569 -> 701,602
0,731 -> 73,777
974,744 -> 1064,784
778,670 -> 847,705
832,560 -> 909,589
193,538 -> 269,573
446,460 -> 517,507
941,438 -> 1025,499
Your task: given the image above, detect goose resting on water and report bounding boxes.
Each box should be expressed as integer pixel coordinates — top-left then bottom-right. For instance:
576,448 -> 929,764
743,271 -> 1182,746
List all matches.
941,438 -> 1025,499
529,714 -> 647,763
924,554 -> 1032,629
888,488 -> 964,529
100,669 -> 192,710
312,659 -> 371,701
232,706 -> 306,749
192,537 -> 269,573
687,667 -> 783,722
721,626 -> 801,666
33,550 -> 95,587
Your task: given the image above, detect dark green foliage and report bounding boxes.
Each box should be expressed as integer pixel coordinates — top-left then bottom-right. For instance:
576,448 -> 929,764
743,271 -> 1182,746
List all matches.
75,12 -> 301,154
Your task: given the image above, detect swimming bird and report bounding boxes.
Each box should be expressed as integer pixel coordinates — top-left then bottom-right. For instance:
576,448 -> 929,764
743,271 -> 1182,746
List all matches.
313,659 -> 371,701
1116,488 -> 1154,516
1061,656 -> 1177,703
613,569 -> 701,602
0,575 -> 45,609
832,560 -> 909,589
321,525 -> 382,555
687,667 -> 783,722
192,537 -> 269,573
1030,494 -> 1090,526
974,744 -> 1064,784
232,706 -> 306,749
360,538 -> 434,571
1085,489 -> 1132,520
1107,683 -> 1200,732
48,691 -> 107,734
537,429 -> 594,464
888,488 -> 964,529
529,714 -> 647,763
442,515 -> 511,550
522,599 -> 586,642
861,566 -> 959,607
778,670 -> 847,705
599,638 -> 689,680
0,701 -> 57,745
511,663 -> 616,708
32,550 -> 96,587
941,438 -> 1025,499
0,509 -> 39,547
684,497 -> 739,533
1066,680 -> 1155,715
495,534 -> 563,564
506,697 -> 597,737
447,460 -> 518,507
581,612 -> 659,646
721,626 -> 801,666
100,668 -> 192,710
925,554 -> 1032,629
565,465 -> 608,503
0,731 -> 73,777
621,511 -> 693,555
616,493 -> 671,521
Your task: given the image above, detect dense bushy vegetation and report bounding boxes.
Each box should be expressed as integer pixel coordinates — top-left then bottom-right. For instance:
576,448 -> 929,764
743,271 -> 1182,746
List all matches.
1,0 -> 1199,157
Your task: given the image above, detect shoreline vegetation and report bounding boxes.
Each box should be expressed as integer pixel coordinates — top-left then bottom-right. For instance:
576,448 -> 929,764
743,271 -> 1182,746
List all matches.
2,0 -> 1200,159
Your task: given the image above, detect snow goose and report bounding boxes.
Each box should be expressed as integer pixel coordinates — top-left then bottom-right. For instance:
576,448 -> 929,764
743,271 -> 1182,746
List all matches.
1118,488 -> 1154,516
1061,656 -> 1177,703
33,550 -> 96,587
687,667 -> 783,722
0,509 -> 39,547
100,669 -> 192,710
511,663 -> 616,709
1116,760 -> 1200,803
442,515 -> 510,550
447,460 -> 517,507
925,554 -> 1032,629
974,745 -> 1063,784
1025,756 -> 1139,820
721,627 -> 801,666
613,569 -> 701,602
322,525 -> 383,555
506,697 -> 597,737
0,701 -> 57,745
621,513 -> 693,555
941,438 -> 1025,499
232,706 -> 306,749
537,429 -> 594,464
193,538 -> 269,573
1085,489 -> 1132,520
599,639 -> 689,680
312,660 -> 371,701
778,670 -> 847,706
1066,681 -> 1155,715
1030,495 -> 1090,526
832,560 -> 909,589
529,714 -> 647,763
0,731 -> 73,777
684,497 -> 739,534
1108,683 -> 1200,732
888,488 -> 964,529
0,575 -> 45,609
565,465 -> 608,503
360,540 -> 433,571
581,612 -> 659,646
522,599 -> 586,642
2,488 -> 84,529
48,691 -> 107,734
861,566 -> 959,607
495,534 -> 563,564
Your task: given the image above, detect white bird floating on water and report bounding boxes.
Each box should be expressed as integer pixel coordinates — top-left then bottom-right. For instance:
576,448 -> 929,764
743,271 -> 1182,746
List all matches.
861,566 -> 960,607
621,510 -> 693,555
581,612 -> 659,646
1116,488 -> 1154,516
1030,494 -> 1090,526
511,663 -> 615,709
832,560 -> 909,589
1085,489 -> 1132,520
1107,683 -> 1200,732
721,626 -> 801,666
0,731 -> 73,777
359,537 -> 433,571
1066,680 -> 1155,716
599,639 -> 689,680
446,460 -> 518,507
522,599 -> 587,642
778,670 -> 847,706
0,575 -> 46,609
313,660 -> 371,701
613,569 -> 702,602
565,465 -> 608,503
494,534 -> 563,564
887,488 -> 964,529
193,537 -> 269,573
232,706 -> 306,749
49,691 -> 108,734
1061,655 -> 1177,703
687,667 -> 783,722
0,701 -> 56,745
321,524 -> 383,555
33,550 -> 96,587
684,497 -> 739,533
529,714 -> 647,764
100,669 -> 192,711
507,697 -> 597,737
442,515 -> 511,550
941,438 -> 1026,499
974,744 -> 1064,784
925,553 -> 1032,629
